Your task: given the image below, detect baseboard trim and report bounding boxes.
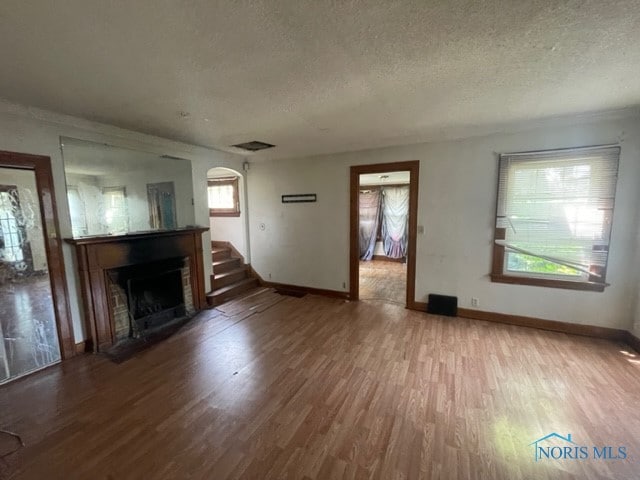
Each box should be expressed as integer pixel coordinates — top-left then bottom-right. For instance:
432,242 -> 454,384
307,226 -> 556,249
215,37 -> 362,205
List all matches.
262,281 -> 350,300
248,264 -> 265,284
408,301 -> 427,311
408,301 -> 633,347
624,331 -> 640,353
74,341 -> 87,354
457,307 -> 627,341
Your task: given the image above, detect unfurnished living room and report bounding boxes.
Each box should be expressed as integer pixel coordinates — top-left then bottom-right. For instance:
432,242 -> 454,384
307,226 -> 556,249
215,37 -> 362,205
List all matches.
0,1 -> 639,479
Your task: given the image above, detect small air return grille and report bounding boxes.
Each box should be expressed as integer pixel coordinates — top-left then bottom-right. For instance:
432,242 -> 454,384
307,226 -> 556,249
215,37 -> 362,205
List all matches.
231,141 -> 275,152
426,294 -> 458,317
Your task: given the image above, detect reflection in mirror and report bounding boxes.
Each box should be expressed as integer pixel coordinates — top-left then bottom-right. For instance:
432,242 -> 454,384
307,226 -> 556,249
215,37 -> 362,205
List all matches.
0,167 -> 61,383
61,137 -> 195,237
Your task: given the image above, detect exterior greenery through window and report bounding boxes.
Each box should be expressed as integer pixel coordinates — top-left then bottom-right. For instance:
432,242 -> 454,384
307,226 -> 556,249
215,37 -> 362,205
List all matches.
208,176 -> 240,217
491,146 -> 620,292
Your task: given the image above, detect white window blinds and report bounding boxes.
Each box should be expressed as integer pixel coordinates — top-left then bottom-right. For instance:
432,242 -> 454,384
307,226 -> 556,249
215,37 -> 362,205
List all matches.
496,146 -> 620,281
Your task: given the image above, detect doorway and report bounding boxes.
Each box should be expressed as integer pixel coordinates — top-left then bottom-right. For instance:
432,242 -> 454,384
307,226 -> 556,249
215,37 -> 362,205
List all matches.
0,151 -> 73,384
350,161 -> 419,307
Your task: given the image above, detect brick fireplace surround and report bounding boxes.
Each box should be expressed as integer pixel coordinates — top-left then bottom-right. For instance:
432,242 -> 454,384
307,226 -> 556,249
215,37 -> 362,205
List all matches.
66,227 -> 208,352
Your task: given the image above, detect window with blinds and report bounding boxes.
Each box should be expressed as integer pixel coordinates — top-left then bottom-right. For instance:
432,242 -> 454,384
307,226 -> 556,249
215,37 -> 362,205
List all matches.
491,145 -> 620,291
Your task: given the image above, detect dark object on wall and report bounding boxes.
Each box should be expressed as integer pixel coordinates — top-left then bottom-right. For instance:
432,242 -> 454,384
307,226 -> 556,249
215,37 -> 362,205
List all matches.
282,194 -> 317,203
427,294 -> 458,317
231,141 -> 275,152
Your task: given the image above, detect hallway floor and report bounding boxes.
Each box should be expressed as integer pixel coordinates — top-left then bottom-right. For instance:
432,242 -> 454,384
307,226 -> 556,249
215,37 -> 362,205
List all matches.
359,259 -> 406,305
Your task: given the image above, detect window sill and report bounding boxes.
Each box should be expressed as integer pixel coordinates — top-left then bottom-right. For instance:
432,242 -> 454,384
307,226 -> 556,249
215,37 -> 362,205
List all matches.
209,210 -> 240,218
490,274 -> 606,292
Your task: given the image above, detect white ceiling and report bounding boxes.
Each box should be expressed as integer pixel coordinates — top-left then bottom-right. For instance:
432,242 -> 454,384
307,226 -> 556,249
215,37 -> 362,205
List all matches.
1,1 -> 639,160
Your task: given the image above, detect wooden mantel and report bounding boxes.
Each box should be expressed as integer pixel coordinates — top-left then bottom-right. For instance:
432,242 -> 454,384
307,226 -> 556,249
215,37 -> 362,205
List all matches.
66,227 -> 208,352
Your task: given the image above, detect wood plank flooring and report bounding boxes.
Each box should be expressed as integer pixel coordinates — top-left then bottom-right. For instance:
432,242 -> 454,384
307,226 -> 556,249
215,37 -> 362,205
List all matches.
1,288 -> 639,479
359,260 -> 406,305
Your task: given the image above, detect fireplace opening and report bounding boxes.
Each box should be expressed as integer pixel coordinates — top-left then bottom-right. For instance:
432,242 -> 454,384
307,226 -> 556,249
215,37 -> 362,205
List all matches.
107,257 -> 195,342
128,269 -> 185,333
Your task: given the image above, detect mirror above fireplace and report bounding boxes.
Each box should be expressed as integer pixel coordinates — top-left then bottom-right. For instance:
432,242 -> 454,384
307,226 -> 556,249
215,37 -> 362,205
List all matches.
60,137 -> 195,238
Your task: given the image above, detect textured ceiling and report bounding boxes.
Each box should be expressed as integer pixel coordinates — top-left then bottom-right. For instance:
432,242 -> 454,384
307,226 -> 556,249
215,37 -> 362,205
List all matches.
1,1 -> 639,159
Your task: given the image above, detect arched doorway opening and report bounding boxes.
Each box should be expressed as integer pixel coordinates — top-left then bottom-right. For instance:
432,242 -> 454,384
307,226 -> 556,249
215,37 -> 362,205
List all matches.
205,167 -> 256,305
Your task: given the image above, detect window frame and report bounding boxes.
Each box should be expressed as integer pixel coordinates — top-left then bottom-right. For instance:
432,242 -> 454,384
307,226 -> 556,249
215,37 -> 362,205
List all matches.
490,146 -> 619,293
208,177 -> 240,217
102,186 -> 129,233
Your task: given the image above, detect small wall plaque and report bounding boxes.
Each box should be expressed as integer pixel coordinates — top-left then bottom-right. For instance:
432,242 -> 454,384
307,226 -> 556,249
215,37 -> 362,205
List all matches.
282,194 -> 317,203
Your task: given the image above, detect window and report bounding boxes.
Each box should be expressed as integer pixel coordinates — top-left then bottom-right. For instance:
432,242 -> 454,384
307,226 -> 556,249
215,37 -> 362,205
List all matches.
491,146 -> 619,292
67,185 -> 88,237
102,187 -> 128,233
208,177 -> 240,217
0,186 -> 25,263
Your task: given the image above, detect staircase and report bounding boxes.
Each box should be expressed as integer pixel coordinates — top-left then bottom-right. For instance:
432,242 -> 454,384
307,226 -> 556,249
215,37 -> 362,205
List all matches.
206,242 -> 259,307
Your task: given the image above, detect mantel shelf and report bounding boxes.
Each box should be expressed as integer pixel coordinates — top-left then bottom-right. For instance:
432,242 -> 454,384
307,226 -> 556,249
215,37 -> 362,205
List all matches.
64,227 -> 209,245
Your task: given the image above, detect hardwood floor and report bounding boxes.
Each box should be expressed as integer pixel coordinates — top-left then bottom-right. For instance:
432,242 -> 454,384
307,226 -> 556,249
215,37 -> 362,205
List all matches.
359,260 -> 406,305
1,288 -> 639,479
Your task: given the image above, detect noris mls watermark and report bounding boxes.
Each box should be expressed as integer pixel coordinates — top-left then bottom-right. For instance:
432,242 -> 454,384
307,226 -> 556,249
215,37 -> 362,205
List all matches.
529,433 -> 628,462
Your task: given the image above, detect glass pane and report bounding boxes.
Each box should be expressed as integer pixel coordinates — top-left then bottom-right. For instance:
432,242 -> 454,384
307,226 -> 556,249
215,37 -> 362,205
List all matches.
0,167 -> 61,384
506,252 -> 582,277
208,184 -> 235,209
62,137 -> 194,237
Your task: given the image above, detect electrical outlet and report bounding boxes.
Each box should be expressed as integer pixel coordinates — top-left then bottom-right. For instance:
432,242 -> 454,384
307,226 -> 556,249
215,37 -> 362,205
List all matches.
471,297 -> 479,307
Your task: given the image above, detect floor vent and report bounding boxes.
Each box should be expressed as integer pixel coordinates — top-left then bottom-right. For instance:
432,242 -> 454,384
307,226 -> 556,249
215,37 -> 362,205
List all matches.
426,294 -> 458,317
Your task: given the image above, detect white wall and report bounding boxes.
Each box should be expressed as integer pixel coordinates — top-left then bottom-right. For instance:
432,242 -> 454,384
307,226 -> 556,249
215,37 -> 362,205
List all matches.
0,99 -> 244,343
248,113 -> 640,330
208,168 -> 248,259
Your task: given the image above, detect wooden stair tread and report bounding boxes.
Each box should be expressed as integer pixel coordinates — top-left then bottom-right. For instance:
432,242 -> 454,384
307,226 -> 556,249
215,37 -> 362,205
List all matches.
213,257 -> 241,267
214,267 -> 246,279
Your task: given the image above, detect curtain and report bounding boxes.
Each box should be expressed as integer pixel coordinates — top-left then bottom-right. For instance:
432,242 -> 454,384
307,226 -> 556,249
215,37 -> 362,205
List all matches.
359,190 -> 381,260
382,186 -> 409,259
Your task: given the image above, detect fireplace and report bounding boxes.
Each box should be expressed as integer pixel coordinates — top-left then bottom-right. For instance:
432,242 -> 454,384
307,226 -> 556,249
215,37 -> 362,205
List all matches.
107,257 -> 195,342
66,228 -> 208,352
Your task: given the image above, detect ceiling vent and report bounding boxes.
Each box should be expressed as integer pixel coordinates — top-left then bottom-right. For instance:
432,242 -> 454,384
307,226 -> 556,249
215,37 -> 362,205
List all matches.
231,141 -> 275,152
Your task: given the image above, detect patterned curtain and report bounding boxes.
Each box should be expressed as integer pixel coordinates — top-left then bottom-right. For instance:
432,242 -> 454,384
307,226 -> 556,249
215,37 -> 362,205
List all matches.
382,186 -> 409,259
358,190 -> 382,261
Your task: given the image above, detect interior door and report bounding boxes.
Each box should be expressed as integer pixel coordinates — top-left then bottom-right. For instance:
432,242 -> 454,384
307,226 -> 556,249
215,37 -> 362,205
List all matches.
0,151 -> 74,384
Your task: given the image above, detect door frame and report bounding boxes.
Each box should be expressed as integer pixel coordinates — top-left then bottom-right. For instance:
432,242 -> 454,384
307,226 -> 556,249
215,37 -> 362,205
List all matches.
0,150 -> 75,359
349,160 -> 420,308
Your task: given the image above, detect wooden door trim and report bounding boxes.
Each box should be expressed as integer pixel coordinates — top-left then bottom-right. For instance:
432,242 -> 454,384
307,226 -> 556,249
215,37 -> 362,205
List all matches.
0,150 -> 75,359
349,160 -> 420,308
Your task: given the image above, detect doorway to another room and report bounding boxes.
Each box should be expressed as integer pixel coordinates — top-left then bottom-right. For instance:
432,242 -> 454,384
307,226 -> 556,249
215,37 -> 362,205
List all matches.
350,161 -> 419,308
